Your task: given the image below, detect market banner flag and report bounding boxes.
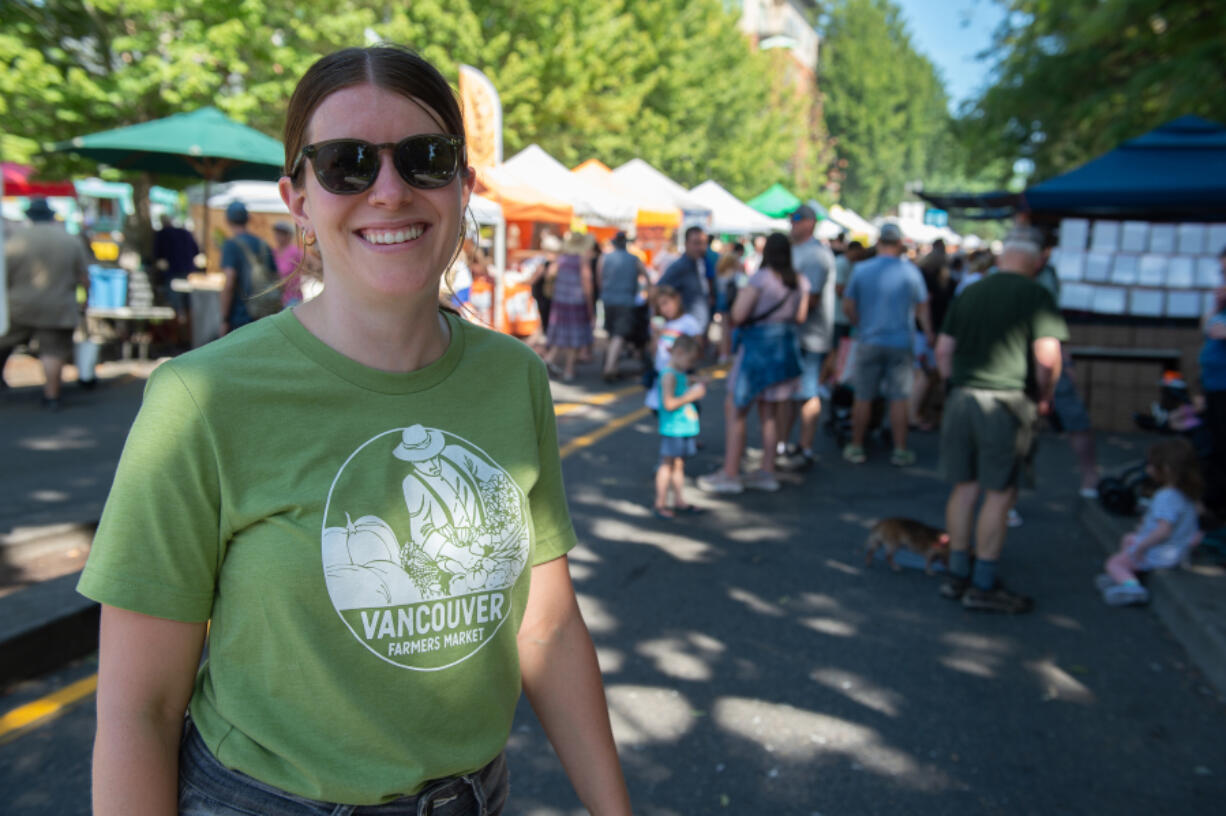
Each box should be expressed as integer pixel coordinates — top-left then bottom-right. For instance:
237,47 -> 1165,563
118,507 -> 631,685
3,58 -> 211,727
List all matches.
459,65 -> 503,170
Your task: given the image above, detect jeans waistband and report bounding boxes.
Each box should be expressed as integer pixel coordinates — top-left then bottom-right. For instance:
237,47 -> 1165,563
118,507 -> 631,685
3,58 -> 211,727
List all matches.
179,718 -> 506,815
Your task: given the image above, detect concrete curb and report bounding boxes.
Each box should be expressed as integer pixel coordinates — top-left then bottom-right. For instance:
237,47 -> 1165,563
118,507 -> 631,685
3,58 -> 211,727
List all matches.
1078,498 -> 1226,698
0,571 -> 98,690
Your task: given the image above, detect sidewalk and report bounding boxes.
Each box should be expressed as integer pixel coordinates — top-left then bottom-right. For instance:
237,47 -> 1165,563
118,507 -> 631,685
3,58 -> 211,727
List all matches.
1,353 -> 157,685
2,346 -> 1224,699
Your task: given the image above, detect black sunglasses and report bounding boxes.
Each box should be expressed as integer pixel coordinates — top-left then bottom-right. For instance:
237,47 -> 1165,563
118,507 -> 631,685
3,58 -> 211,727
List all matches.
290,134 -> 465,195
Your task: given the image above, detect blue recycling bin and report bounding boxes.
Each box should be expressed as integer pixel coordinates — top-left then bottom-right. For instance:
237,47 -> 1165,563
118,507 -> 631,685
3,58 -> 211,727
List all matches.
88,266 -> 128,308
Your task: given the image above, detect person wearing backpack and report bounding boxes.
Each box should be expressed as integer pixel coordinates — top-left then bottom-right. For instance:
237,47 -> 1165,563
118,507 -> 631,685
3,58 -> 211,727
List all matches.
219,200 -> 281,335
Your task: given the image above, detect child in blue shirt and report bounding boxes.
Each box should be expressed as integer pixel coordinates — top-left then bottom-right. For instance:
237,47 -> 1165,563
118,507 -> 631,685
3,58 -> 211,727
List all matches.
654,335 -> 706,518
1098,438 -> 1203,605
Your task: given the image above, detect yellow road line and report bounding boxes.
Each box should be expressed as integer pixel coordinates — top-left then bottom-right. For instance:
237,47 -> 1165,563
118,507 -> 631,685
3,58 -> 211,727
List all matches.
0,673 -> 97,744
2,372 -> 688,742
559,406 -> 651,459
554,383 -> 644,416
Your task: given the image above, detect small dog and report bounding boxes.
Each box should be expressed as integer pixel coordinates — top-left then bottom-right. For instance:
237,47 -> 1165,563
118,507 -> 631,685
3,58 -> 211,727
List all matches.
864,517 -> 950,574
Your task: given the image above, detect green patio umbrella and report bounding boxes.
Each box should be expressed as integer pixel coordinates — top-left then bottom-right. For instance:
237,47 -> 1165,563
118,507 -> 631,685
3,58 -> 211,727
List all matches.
53,107 -> 285,252
746,183 -> 802,219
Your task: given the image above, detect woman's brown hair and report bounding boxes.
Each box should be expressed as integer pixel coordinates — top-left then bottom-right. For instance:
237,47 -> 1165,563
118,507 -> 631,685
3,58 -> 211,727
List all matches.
1147,437 -> 1203,501
281,45 -> 470,308
761,232 -> 797,289
284,45 -> 464,182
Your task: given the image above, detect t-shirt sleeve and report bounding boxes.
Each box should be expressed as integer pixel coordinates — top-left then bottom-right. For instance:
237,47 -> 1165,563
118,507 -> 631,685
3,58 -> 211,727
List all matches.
220,238 -> 241,272
678,315 -> 703,336
77,364 -> 224,621
1148,487 -> 1190,526
1030,288 -> 1069,341
526,358 -> 578,565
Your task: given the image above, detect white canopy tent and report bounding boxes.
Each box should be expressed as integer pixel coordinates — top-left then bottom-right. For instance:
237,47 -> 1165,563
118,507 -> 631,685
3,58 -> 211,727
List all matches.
688,180 -> 786,235
827,205 -> 879,242
885,218 -> 961,246
503,145 -> 636,228
612,159 -> 712,228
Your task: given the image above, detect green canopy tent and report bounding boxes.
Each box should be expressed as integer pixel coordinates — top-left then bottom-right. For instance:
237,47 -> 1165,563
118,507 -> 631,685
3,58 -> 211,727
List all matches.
52,107 -> 285,256
746,183 -> 802,219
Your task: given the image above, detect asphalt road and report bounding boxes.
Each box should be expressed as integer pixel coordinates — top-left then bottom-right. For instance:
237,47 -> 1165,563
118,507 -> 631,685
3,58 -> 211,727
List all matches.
3,365 -> 1226,815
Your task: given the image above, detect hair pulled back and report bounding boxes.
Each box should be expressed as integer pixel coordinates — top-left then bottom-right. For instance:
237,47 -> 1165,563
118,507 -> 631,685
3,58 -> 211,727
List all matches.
1148,437 -> 1203,501
761,232 -> 797,289
284,45 -> 465,183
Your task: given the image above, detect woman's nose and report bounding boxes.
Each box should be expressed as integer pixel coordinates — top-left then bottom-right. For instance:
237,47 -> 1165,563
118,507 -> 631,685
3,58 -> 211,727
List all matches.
367,149 -> 413,207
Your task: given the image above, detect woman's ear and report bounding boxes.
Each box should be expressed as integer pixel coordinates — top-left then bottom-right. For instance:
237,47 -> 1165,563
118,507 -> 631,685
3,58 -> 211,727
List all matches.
279,176 -> 312,236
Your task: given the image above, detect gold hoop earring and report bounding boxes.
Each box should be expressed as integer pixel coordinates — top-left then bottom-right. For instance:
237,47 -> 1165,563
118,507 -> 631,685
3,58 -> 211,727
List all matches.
304,231 -> 317,246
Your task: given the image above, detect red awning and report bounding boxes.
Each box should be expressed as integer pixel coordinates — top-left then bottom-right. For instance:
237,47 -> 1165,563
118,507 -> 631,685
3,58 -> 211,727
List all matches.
2,163 -> 78,198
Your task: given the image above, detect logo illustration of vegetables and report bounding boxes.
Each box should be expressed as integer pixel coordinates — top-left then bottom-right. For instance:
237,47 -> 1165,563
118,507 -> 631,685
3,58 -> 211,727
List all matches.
322,426 -> 529,611
394,426 -> 527,599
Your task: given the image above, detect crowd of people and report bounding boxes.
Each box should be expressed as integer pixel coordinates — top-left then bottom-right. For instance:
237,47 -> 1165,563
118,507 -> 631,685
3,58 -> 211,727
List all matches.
465,205 -> 1222,616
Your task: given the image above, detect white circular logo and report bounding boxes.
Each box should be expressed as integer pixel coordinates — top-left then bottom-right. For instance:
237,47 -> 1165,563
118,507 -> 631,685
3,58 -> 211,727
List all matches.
321,425 -> 530,670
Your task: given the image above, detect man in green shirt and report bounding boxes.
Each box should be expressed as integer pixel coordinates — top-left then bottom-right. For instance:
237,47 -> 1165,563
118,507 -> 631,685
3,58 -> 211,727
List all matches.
935,227 -> 1068,613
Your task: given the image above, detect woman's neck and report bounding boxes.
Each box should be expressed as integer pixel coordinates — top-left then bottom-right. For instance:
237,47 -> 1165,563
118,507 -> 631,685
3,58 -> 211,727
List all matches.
293,289 -> 450,373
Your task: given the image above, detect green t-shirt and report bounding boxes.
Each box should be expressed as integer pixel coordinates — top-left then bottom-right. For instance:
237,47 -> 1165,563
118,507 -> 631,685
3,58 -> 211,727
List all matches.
941,272 -> 1069,392
77,310 -> 577,804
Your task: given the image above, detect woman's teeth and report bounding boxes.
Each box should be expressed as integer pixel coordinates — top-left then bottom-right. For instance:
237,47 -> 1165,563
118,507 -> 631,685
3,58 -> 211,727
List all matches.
363,226 -> 424,245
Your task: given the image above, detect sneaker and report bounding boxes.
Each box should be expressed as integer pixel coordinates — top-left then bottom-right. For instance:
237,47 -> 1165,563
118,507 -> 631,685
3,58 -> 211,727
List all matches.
697,470 -> 744,495
889,448 -> 916,467
776,449 -> 813,472
1007,508 -> 1023,527
1094,573 -> 1117,593
962,581 -> 1035,614
842,444 -> 867,464
939,574 -> 970,600
742,469 -> 781,492
1103,582 -> 1149,606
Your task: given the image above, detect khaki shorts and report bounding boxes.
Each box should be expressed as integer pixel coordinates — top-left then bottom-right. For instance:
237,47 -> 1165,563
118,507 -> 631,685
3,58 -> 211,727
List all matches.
940,387 -> 1037,491
851,343 -> 913,401
0,323 -> 74,360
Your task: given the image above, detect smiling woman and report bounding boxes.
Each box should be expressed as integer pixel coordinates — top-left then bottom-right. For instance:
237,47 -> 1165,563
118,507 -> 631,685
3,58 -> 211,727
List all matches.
78,45 -> 631,816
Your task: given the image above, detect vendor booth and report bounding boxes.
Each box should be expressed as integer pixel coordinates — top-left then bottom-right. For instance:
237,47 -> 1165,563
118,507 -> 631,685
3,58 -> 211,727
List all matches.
611,159 -> 711,260
920,115 -> 1226,431
503,145 -> 636,230
688,180 -> 785,235
572,159 -> 680,248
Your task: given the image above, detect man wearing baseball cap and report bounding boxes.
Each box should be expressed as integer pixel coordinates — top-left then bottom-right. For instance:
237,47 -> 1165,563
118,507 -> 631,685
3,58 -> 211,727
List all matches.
934,226 -> 1067,613
219,200 -> 277,336
841,221 -> 932,466
777,204 -> 837,469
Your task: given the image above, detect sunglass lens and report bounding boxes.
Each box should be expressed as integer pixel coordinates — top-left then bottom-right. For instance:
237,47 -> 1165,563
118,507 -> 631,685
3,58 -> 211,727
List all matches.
314,141 -> 380,194
394,136 -> 459,189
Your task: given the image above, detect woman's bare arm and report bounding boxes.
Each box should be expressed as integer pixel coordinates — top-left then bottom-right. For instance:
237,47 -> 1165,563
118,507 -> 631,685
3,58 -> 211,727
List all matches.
518,557 -> 631,815
93,605 -> 207,816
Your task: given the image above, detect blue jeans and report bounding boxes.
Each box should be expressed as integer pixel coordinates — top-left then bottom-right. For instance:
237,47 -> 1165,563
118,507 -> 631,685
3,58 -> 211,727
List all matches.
178,719 -> 508,815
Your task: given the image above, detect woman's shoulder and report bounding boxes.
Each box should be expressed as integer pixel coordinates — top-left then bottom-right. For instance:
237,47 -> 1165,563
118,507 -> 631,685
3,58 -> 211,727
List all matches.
158,315 -> 286,383
456,316 -> 547,371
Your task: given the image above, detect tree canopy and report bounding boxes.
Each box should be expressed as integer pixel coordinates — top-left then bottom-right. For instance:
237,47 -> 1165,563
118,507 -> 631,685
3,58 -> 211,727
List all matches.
957,0 -> 1226,185
818,0 -> 950,217
2,0 -> 820,202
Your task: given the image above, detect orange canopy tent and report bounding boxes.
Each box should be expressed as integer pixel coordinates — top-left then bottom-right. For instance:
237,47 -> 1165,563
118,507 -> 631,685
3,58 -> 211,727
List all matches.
474,165 -> 572,225
572,159 -> 680,230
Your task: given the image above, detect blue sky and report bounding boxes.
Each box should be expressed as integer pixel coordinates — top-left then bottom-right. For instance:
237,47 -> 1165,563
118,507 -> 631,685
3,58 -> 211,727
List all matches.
890,0 -> 1007,111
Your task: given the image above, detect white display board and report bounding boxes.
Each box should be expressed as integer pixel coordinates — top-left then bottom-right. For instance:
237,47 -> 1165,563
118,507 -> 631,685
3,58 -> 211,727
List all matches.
1056,218 -> 1222,318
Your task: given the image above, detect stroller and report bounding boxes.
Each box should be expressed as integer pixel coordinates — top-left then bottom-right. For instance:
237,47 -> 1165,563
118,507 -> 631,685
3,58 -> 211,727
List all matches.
1097,372 -> 1217,517
825,338 -> 888,448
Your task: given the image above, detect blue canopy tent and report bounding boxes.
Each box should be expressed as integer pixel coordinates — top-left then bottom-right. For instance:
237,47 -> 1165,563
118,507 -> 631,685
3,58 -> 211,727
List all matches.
920,115 -> 1226,222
